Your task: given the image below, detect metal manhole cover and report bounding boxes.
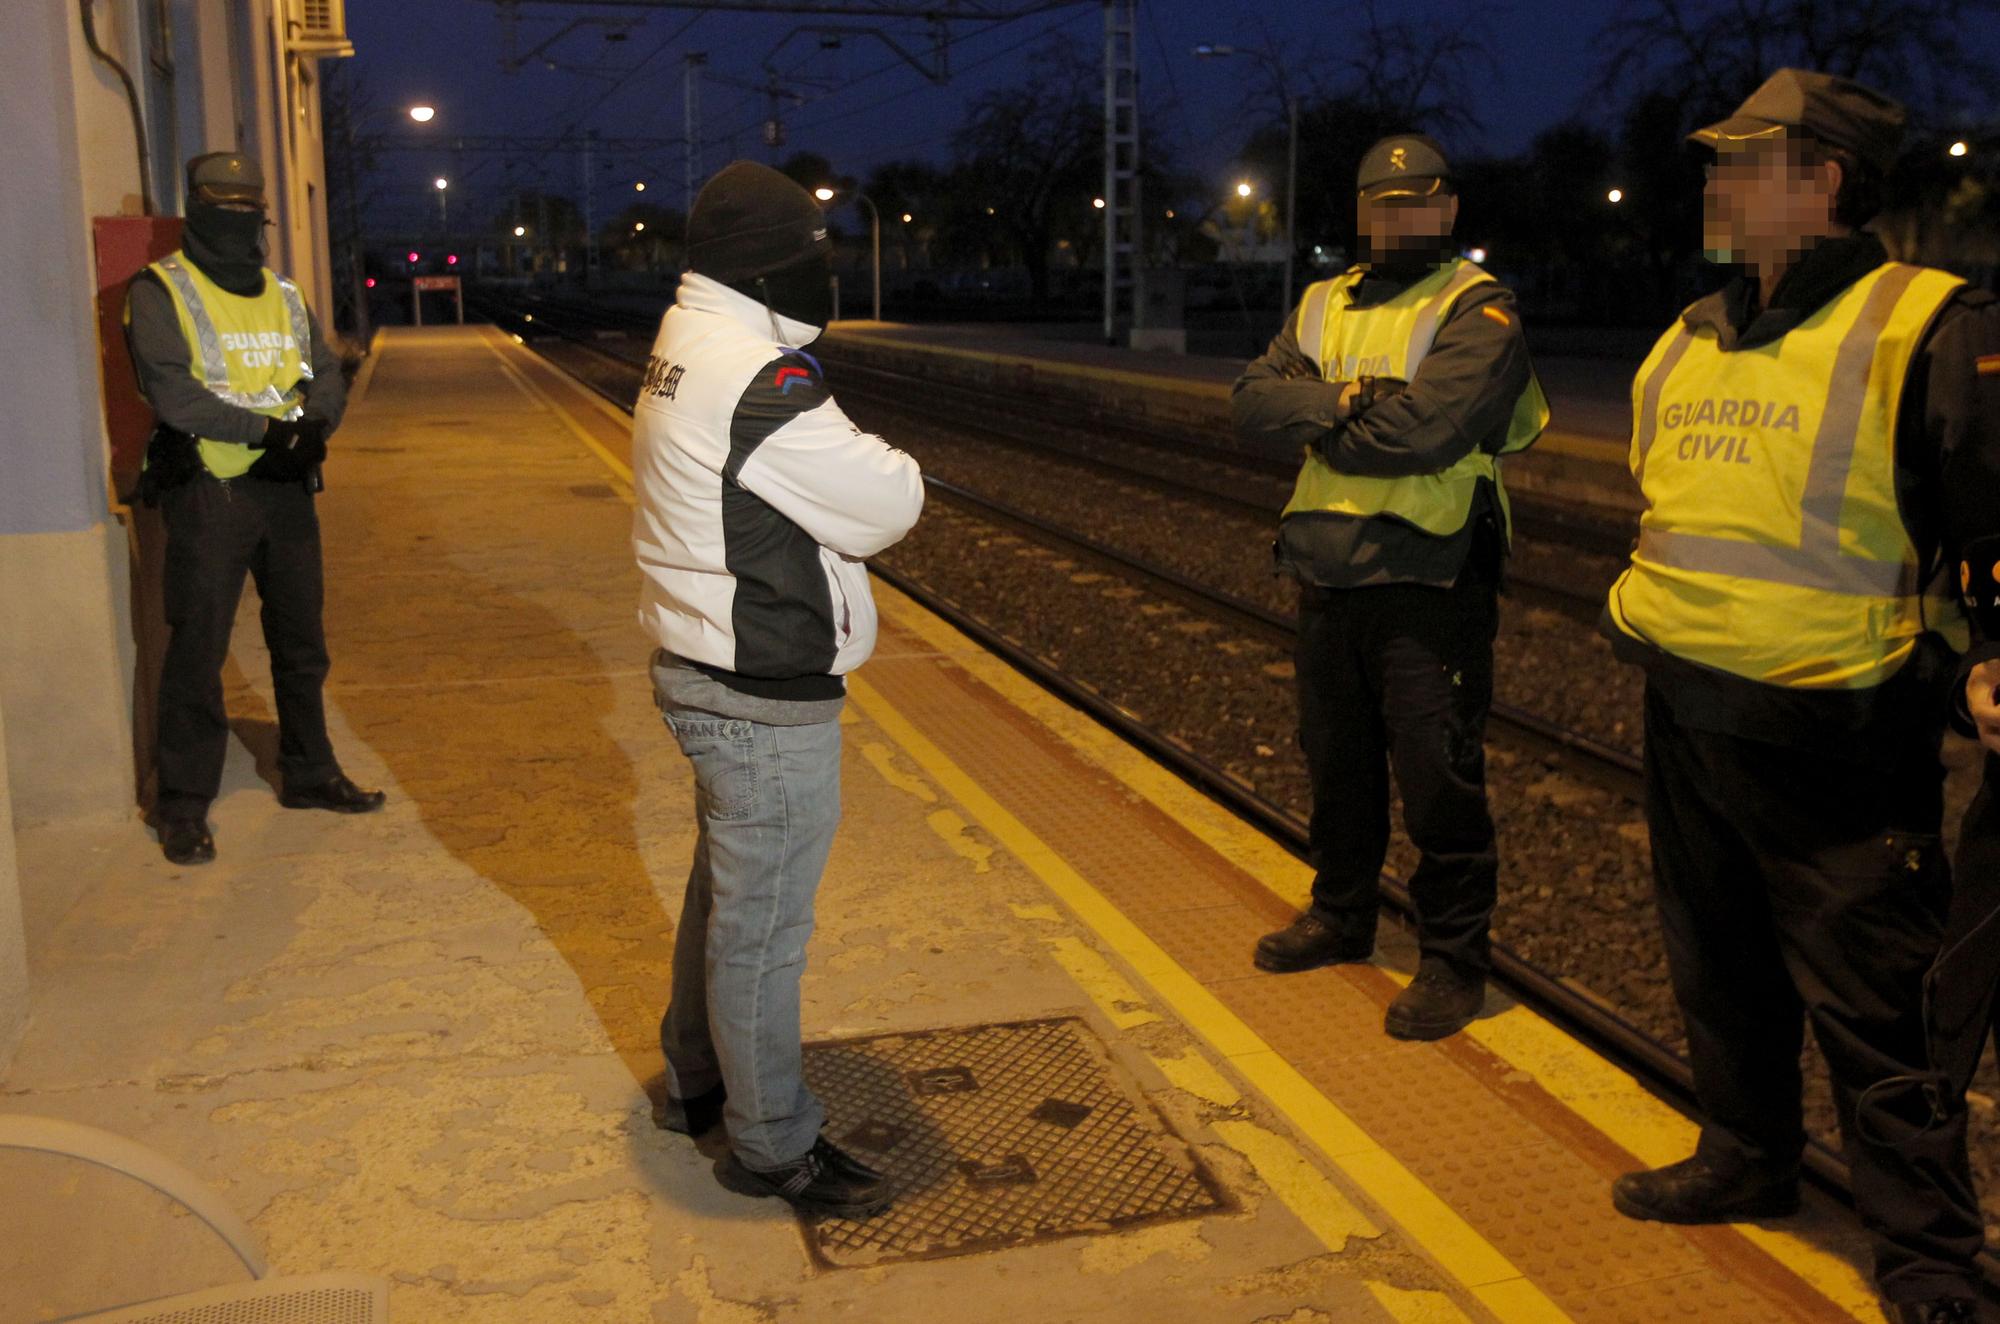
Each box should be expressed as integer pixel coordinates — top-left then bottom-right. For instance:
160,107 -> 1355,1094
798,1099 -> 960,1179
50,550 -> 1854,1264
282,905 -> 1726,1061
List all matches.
799,1016 -> 1226,1267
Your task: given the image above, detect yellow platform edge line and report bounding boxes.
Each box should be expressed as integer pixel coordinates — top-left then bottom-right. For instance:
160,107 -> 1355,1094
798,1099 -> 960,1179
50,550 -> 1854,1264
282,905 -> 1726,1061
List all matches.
488,327 -> 1869,1319
869,584 -> 1883,1320
847,673 -> 1569,1319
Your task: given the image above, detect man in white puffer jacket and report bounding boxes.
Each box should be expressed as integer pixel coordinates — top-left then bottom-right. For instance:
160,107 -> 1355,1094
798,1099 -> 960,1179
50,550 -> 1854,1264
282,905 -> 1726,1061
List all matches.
632,161 -> 923,1219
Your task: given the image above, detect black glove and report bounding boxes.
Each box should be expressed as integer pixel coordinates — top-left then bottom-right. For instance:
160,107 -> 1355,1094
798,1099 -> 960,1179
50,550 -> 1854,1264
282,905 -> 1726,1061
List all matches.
250,416 -> 329,481
129,424 -> 201,507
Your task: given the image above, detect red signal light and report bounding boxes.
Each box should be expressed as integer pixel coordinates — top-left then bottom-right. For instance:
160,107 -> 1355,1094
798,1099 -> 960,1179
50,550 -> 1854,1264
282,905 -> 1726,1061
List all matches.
446,253 -> 458,266
407,251 -> 420,263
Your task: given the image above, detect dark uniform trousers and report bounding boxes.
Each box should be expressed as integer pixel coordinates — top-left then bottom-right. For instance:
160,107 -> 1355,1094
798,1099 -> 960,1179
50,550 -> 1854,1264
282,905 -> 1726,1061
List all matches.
1641,685 -> 1984,1299
1295,563 -> 1499,975
156,473 -> 337,814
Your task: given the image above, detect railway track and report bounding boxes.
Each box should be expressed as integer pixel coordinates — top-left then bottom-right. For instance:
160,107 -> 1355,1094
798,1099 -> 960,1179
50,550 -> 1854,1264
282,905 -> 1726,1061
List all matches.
475,294 -> 2000,1293
480,294 -> 1643,791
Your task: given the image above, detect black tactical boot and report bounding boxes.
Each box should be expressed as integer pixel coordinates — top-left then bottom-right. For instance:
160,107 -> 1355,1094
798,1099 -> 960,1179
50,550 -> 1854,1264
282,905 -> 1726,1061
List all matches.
657,1082 -> 726,1137
157,815 -> 216,866
1611,1152 -> 1799,1224
280,774 -> 387,814
1254,912 -> 1374,973
722,1135 -> 893,1218
1383,958 -> 1485,1040
1888,1297 -> 1980,1324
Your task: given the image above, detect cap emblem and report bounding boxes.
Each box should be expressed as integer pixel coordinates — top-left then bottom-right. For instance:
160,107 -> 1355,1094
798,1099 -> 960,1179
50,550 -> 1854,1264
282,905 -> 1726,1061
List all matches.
1389,147 -> 1408,172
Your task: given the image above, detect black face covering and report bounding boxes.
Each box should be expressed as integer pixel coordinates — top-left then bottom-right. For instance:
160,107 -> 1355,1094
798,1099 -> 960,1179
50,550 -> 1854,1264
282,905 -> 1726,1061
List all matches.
1363,230 -> 1457,279
182,201 -> 268,296
730,250 -> 834,337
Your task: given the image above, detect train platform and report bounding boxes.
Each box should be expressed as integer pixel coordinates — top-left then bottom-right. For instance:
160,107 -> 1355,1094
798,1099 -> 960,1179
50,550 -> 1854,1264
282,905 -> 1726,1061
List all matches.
819,319 -> 1640,516
0,325 -> 1904,1322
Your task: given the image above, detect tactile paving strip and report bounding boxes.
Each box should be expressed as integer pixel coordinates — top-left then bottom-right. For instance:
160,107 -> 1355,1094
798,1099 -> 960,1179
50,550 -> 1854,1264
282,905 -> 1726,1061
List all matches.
800,1016 -> 1225,1267
861,635 -> 1860,1323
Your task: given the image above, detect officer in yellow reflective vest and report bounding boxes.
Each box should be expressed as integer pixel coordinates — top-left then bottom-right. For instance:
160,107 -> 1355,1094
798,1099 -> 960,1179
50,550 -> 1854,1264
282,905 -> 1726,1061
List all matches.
1233,135 -> 1547,1041
1601,72 -> 2000,1322
126,153 -> 384,868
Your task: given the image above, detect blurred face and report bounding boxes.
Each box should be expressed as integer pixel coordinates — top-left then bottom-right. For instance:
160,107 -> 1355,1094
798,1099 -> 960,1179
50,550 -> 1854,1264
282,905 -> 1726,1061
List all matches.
1357,192 -> 1458,265
1701,134 -> 1841,265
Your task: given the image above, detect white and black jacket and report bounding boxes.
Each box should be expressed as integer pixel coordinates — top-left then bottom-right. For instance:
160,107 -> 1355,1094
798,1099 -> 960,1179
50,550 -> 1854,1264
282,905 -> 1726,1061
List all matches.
631,272 -> 923,701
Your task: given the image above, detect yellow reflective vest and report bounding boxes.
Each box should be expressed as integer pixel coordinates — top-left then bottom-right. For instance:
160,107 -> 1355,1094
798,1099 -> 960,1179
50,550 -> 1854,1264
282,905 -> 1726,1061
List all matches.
146,253 -> 312,479
1606,261 -> 1967,689
1282,258 -> 1548,540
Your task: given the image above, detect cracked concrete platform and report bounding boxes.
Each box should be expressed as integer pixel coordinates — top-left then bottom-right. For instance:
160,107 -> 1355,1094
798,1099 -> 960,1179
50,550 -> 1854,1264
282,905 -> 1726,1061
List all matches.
1,328 -> 1474,1323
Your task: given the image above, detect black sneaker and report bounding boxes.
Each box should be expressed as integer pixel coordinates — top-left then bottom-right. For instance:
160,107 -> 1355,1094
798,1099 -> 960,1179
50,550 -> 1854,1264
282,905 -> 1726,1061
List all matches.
657,1083 -> 725,1137
1383,959 -> 1484,1040
723,1136 -> 893,1219
1254,912 -> 1374,973
1889,1297 -> 1980,1324
1611,1153 -> 1800,1224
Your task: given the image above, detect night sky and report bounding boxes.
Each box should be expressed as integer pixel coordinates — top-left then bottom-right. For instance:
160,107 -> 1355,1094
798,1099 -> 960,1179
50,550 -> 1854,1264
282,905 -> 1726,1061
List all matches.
345,0 -> 1997,234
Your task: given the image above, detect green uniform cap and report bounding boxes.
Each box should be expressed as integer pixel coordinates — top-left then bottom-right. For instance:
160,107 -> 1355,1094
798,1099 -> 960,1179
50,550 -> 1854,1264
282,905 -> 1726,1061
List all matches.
1689,68 -> 1905,171
186,152 -> 267,207
1357,134 -> 1453,200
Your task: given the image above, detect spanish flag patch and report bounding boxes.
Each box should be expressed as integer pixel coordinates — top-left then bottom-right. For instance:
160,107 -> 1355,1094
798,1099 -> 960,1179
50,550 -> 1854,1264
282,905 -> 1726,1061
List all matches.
1481,305 -> 1512,327
1977,353 -> 2000,376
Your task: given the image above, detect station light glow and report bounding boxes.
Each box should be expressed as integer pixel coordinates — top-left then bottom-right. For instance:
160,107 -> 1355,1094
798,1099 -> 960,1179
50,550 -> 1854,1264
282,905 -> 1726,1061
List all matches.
634,222 -> 645,232
635,181 -> 647,191
813,187 -> 835,201
513,225 -> 526,237
1607,188 -> 1624,203
434,178 -> 448,191
1092,197 -> 1105,209
901,212 -> 913,223
1235,181 -> 1253,198
1949,140 -> 1970,157
408,105 -> 435,123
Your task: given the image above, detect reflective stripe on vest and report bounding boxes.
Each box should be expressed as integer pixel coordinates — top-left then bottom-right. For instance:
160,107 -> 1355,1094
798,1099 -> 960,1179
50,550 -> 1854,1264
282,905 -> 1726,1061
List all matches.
1607,261 -> 1966,689
1282,259 -> 1548,539
153,255 -> 311,414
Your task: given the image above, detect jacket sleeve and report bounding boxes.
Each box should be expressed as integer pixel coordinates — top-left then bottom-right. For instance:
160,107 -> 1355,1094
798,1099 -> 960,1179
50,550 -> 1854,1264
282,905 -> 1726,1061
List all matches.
1318,283 -> 1533,478
1926,291 -> 2000,733
726,355 -> 924,559
299,303 -> 348,434
124,272 -> 270,445
1230,301 -> 1346,454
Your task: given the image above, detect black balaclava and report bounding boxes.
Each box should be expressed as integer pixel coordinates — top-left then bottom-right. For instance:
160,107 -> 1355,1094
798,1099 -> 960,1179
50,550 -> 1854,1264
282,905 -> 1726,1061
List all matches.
182,201 -> 268,296
737,250 -> 835,335
686,161 -> 833,336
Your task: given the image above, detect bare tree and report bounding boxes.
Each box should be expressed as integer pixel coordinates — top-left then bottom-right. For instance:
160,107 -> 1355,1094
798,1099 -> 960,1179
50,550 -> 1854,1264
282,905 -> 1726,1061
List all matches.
1324,0 -> 1496,139
950,38 -> 1101,312
1593,0 -> 2000,129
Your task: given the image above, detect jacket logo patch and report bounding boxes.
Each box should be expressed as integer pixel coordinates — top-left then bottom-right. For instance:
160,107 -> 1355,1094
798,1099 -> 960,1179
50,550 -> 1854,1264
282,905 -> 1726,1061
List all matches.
774,366 -> 812,394
642,356 -> 686,401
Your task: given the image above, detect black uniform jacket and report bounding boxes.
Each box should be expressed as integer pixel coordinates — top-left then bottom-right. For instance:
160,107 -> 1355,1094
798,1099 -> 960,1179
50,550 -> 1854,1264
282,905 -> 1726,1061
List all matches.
1602,234 -> 2000,754
1232,264 -> 1534,589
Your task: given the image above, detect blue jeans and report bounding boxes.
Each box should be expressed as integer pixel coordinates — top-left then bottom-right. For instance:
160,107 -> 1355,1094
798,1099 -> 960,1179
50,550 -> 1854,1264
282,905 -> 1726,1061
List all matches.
657,708 -> 842,1169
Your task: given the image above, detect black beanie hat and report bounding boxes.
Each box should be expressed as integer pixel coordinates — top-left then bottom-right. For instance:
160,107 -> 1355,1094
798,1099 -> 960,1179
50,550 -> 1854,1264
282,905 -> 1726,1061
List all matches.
686,161 -> 830,284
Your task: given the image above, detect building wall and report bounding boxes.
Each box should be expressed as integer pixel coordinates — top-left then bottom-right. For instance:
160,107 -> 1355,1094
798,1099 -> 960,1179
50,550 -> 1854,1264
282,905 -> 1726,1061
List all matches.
0,0 -> 345,1073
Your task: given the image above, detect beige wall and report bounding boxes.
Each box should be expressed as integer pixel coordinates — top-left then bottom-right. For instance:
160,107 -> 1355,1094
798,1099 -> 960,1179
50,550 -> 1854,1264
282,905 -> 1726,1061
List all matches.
0,0 -> 345,1073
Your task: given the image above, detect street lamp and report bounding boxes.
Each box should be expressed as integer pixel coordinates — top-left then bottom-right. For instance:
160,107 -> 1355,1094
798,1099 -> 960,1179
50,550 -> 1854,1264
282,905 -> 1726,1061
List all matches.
634,222 -> 645,232
636,181 -> 648,191
1198,42 -> 1298,314
815,185 -> 881,322
433,176 -> 448,231
408,105 -> 435,123
1235,180 -> 1253,199
513,225 -> 526,237
1092,197 -> 1106,209
1607,187 -> 1624,204
1949,140 -> 1970,157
